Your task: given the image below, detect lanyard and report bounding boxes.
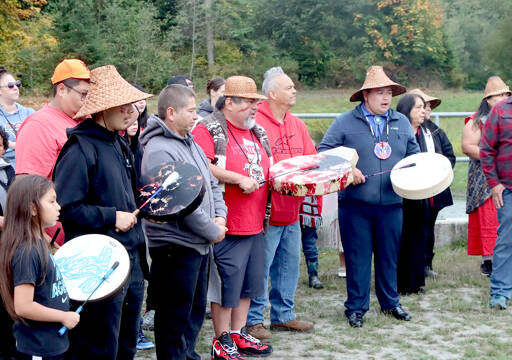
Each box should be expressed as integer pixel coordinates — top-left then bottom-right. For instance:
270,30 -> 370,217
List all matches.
365,116 -> 389,142
227,123 -> 260,164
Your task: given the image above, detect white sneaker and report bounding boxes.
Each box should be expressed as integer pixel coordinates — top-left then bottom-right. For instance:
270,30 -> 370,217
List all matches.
337,267 -> 346,278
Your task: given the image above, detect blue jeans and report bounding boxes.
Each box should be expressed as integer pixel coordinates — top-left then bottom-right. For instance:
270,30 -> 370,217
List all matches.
491,189 -> 512,298
247,221 -> 301,325
301,225 -> 319,263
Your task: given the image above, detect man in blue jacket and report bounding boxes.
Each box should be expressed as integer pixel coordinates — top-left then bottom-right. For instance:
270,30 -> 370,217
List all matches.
318,66 -> 419,328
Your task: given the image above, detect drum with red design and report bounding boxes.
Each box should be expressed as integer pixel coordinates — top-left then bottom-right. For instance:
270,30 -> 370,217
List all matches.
268,146 -> 358,197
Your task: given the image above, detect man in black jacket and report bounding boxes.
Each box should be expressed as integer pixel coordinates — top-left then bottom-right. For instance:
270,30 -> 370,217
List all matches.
54,65 -> 152,360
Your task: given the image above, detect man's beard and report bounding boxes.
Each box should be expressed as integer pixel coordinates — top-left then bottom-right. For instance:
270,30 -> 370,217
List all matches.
242,116 -> 256,129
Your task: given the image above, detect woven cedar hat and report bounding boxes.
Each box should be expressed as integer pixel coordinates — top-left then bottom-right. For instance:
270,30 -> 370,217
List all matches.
350,66 -> 406,102
483,76 -> 511,99
224,76 -> 267,100
408,88 -> 441,109
74,65 -> 153,119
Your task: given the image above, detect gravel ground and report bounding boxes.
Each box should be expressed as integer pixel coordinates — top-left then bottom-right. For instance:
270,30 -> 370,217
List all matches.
135,245 -> 512,360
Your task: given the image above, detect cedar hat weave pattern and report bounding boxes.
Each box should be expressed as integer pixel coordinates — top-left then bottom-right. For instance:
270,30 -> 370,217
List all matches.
74,65 -> 153,119
350,66 -> 406,102
408,89 -> 441,109
483,76 -> 511,100
224,76 -> 267,100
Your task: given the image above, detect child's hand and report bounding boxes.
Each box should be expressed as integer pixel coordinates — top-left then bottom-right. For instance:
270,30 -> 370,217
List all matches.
62,311 -> 80,329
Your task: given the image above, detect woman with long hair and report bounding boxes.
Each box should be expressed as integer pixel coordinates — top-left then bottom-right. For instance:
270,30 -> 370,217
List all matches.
462,76 -> 511,276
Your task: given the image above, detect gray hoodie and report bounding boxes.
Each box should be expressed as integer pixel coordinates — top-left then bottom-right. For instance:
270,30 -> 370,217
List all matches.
139,115 -> 227,255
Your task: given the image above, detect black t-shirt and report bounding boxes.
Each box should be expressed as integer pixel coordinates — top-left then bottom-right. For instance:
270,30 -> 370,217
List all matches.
11,243 -> 70,357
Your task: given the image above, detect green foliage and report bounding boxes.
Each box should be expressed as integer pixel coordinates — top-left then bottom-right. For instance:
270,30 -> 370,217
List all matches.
483,12 -> 512,85
442,0 -> 510,89
356,0 -> 457,86
3,0 -> 510,92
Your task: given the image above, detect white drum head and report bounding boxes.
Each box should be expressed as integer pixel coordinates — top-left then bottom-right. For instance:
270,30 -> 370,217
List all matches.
54,234 -> 130,302
390,152 -> 453,200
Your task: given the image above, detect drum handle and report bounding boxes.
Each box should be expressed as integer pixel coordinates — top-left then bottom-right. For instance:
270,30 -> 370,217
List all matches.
58,261 -> 120,336
364,163 -> 416,178
259,164 -> 320,185
50,227 -> 61,247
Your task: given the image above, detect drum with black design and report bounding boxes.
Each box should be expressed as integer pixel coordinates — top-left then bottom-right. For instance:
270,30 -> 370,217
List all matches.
54,234 -> 130,302
268,146 -> 358,196
137,161 -> 206,222
390,152 -> 453,200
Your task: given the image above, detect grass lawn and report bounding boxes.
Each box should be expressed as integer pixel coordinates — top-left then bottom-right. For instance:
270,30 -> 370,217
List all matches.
136,240 -> 511,360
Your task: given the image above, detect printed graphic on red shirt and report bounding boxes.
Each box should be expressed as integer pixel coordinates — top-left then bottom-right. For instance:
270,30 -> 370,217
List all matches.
272,134 -> 304,156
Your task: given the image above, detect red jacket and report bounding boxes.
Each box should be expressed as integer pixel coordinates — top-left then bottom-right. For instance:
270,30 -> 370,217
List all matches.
256,101 -> 316,225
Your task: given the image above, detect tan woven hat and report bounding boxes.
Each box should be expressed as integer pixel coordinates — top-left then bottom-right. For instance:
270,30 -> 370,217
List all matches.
74,65 -> 153,119
408,89 -> 441,109
224,76 -> 267,100
350,65 -> 406,102
483,76 -> 511,99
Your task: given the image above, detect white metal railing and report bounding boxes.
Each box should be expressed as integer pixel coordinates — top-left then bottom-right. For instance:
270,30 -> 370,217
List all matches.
294,112 -> 473,163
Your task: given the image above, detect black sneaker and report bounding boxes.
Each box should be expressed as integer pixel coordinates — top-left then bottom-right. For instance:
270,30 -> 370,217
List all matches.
212,332 -> 243,360
481,260 -> 492,277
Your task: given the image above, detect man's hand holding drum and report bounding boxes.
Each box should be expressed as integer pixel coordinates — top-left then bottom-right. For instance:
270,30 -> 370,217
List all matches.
351,167 -> 366,185
115,211 -> 138,232
238,175 -> 259,194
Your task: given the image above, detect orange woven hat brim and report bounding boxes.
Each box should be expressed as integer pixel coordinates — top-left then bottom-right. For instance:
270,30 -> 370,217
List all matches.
408,88 -> 441,109
224,75 -> 267,100
350,66 -> 406,102
74,65 -> 153,119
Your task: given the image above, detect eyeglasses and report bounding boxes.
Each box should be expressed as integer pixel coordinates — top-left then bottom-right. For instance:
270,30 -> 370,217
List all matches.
63,83 -> 88,100
0,80 -> 21,89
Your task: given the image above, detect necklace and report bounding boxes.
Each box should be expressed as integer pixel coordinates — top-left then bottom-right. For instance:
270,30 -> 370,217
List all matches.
365,115 -> 392,160
227,123 -> 265,184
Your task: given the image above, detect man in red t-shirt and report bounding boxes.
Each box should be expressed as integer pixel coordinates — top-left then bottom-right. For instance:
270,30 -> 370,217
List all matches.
246,67 -> 316,339
16,59 -> 90,179
192,76 -> 273,359
15,58 -> 90,245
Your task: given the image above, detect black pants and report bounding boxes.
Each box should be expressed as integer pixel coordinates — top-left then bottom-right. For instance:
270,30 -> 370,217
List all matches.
0,300 -> 15,359
150,244 -> 208,360
69,250 -> 145,360
426,207 -> 441,268
397,199 -> 429,293
15,352 -> 65,360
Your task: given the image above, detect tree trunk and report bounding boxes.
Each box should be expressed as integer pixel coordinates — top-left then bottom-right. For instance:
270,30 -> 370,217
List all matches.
205,0 -> 214,70
189,0 -> 196,78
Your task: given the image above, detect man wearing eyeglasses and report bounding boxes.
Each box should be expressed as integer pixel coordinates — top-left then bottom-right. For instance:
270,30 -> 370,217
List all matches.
15,59 -> 90,179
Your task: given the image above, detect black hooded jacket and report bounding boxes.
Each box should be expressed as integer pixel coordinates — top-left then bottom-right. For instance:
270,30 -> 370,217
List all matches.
54,119 -> 145,253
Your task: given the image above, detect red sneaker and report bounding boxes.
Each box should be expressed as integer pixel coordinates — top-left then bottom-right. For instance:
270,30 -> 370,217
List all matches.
211,332 -> 244,360
230,327 -> 273,357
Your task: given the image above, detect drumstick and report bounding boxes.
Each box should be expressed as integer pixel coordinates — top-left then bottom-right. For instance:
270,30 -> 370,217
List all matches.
132,171 -> 180,216
364,163 -> 416,178
50,227 -> 61,247
58,261 -> 120,336
259,164 -> 320,185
